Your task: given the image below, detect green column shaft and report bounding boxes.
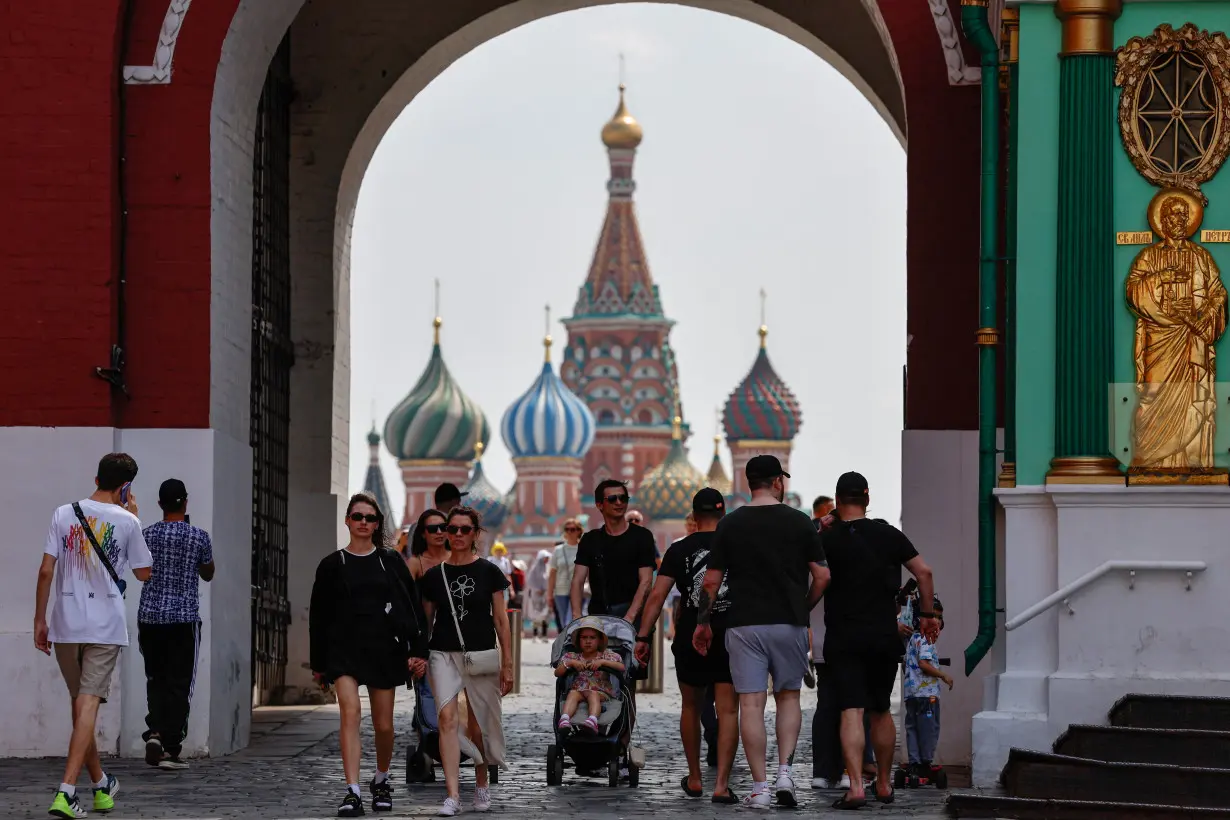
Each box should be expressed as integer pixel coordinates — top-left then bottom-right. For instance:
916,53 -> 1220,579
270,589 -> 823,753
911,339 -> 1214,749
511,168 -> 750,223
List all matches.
1053,55 -> 1117,466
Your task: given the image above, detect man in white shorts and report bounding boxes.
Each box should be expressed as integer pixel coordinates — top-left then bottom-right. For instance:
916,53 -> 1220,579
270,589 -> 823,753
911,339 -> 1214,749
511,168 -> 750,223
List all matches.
694,455 -> 829,808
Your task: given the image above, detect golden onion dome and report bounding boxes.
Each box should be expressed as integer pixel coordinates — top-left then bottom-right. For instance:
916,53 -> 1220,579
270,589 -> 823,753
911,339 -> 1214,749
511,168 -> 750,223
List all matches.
601,84 -> 643,150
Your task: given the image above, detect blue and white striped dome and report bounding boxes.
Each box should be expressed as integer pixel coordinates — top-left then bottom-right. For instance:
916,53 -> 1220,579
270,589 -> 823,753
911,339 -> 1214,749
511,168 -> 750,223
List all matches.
502,339 -> 596,459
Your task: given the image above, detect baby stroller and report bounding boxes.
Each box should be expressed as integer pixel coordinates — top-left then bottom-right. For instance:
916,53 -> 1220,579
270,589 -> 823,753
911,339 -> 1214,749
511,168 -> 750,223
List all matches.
545,615 -> 640,788
405,676 -> 498,784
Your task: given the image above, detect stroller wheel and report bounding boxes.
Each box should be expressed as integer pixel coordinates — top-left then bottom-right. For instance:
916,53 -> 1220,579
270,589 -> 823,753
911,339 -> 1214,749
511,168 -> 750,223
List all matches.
489,765 -> 499,785
893,768 -> 906,789
546,745 -> 562,786
607,756 -> 620,788
934,768 -> 948,789
406,748 -> 433,784
628,762 -> 639,788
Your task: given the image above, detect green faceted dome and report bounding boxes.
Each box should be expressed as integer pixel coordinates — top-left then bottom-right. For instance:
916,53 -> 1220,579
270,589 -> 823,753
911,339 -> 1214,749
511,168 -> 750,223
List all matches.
384,319 -> 490,461
639,419 -> 707,521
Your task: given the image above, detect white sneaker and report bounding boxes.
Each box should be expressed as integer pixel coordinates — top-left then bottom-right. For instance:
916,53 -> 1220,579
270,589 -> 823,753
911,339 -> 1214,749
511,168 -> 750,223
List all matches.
811,777 -> 838,789
742,790 -> 772,809
473,787 -> 491,813
839,773 -> 852,789
438,796 -> 462,816
775,773 -> 798,807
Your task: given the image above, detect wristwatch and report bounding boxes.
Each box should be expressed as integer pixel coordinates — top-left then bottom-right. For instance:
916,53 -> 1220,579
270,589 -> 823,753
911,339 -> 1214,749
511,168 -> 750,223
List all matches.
919,611 -> 936,618
635,635 -> 651,644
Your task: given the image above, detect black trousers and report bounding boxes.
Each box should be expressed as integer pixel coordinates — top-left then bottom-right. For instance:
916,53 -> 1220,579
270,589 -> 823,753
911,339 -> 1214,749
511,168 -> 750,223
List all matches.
138,621 -> 200,757
812,663 -> 876,779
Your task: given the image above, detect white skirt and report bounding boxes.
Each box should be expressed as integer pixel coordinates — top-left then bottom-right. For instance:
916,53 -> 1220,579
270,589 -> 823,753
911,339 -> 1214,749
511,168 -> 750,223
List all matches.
428,650 -> 506,766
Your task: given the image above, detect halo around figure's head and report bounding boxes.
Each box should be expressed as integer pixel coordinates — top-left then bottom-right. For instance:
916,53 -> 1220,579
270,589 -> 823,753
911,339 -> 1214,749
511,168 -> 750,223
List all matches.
1148,188 -> 1204,239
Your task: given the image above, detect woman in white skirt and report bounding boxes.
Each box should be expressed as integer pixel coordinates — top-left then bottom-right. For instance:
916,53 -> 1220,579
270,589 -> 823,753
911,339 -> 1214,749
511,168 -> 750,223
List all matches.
420,507 -> 514,816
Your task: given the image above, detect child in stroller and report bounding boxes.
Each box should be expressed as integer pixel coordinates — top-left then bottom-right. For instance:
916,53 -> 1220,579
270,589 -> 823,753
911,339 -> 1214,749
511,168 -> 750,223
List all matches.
546,615 -> 640,788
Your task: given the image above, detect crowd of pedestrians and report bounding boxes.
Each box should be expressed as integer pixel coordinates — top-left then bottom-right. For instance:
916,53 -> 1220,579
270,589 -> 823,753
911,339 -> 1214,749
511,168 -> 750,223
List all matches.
32,451 -> 945,817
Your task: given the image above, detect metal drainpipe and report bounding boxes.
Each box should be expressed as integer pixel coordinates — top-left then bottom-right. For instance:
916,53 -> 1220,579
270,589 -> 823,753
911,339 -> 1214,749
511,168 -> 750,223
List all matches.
961,0 -> 1001,676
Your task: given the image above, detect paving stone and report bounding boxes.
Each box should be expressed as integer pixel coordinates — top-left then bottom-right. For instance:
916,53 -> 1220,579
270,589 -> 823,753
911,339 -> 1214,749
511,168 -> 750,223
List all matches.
0,639 -> 956,818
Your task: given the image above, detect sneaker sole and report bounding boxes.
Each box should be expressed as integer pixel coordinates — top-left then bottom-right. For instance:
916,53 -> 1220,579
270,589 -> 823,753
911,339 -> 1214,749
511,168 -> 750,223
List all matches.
776,789 -> 798,808
144,740 -> 163,766
158,761 -> 189,770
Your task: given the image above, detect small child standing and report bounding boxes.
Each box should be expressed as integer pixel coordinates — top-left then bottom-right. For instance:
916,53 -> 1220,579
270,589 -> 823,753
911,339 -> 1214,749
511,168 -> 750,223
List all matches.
556,621 -> 626,733
903,597 -> 953,780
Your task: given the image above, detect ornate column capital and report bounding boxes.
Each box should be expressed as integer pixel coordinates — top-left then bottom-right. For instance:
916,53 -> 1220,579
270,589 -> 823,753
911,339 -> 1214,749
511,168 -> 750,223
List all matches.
1055,0 -> 1123,55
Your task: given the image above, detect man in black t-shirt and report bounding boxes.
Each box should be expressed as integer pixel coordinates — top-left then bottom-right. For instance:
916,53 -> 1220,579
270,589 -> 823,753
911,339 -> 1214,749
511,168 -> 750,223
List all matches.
820,472 -> 936,809
696,455 -> 830,809
570,479 -> 657,624
636,489 -> 738,803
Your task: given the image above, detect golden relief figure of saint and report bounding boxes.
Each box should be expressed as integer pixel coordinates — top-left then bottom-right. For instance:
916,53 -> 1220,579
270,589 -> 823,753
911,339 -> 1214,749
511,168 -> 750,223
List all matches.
1126,189 -> 1229,479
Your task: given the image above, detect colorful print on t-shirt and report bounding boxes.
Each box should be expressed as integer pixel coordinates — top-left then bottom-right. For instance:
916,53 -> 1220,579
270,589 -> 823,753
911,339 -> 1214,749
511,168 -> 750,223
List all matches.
903,632 -> 941,699
64,516 -> 120,579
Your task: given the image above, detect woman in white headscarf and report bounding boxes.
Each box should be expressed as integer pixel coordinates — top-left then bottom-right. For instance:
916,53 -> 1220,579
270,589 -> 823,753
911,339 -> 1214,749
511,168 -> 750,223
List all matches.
526,549 -> 553,641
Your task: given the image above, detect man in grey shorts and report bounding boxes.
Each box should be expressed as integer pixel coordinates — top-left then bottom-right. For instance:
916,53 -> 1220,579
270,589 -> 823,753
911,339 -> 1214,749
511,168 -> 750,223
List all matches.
695,455 -> 829,808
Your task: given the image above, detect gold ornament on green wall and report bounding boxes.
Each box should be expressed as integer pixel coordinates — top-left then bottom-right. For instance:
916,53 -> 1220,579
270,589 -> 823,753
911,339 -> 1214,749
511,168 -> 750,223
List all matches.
1117,24 -> 1230,484
1115,23 -> 1230,201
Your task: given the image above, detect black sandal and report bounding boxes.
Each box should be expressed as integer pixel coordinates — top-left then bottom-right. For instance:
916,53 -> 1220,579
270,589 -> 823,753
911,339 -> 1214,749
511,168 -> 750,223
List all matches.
680,776 -> 703,797
874,785 -> 895,804
831,794 -> 867,810
711,790 -> 738,804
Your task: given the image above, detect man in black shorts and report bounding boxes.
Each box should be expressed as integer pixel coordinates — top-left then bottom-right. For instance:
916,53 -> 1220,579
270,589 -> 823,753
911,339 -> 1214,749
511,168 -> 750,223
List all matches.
820,472 -> 936,808
636,489 -> 738,804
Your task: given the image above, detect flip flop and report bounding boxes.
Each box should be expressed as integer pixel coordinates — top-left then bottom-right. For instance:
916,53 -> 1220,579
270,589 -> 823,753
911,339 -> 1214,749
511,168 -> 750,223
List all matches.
832,795 -> 867,810
874,786 -> 896,805
680,776 -> 703,798
711,790 -> 738,804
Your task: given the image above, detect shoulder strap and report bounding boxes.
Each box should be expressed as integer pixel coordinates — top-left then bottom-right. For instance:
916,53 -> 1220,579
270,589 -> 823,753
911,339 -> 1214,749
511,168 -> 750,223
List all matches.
72,502 -> 123,591
440,563 -> 468,653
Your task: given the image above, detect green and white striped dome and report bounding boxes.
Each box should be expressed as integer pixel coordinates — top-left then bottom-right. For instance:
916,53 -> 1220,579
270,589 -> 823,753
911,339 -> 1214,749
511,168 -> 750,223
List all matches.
384,319 -> 490,461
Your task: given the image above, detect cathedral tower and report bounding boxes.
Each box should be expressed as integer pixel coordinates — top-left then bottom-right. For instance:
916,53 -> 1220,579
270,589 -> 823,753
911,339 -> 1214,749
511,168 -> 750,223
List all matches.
561,85 -> 680,504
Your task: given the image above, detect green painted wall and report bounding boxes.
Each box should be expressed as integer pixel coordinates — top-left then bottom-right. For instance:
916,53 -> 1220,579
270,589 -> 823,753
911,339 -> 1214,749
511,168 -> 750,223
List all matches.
1014,6 -> 1062,486
1112,5 -> 1230,467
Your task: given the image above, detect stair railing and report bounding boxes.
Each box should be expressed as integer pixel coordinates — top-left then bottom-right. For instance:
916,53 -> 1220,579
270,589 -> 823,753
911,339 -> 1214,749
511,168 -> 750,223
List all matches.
1005,560 -> 1207,632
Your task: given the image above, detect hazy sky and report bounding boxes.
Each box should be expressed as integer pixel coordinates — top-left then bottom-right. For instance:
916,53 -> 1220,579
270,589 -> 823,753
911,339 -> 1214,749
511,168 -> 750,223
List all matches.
348,3 -> 906,525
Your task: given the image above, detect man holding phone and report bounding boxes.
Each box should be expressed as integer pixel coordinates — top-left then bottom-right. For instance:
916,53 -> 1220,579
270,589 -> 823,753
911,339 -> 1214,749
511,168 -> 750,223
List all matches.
34,453 -> 152,819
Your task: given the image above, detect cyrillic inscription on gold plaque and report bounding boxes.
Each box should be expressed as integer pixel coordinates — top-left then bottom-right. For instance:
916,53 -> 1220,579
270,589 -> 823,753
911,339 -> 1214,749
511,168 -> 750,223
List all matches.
1201,230 -> 1230,243
1117,231 -> 1154,245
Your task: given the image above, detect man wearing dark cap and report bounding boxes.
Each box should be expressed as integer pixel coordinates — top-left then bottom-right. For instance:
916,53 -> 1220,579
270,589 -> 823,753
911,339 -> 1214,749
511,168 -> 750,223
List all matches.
820,471 -> 935,809
433,483 -> 467,515
695,455 -> 830,809
137,479 -> 215,770
636,488 -> 739,804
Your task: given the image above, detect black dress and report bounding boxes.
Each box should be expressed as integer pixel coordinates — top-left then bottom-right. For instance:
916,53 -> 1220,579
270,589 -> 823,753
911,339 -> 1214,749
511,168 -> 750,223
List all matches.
309,547 -> 428,689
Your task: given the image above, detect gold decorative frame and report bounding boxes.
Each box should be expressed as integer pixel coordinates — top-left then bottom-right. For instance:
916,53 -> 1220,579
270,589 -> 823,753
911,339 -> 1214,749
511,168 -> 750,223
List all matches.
1115,23 -> 1230,199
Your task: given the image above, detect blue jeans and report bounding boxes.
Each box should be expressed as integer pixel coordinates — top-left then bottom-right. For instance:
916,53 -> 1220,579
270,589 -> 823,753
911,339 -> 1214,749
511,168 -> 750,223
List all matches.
904,696 -> 941,764
554,595 -> 572,630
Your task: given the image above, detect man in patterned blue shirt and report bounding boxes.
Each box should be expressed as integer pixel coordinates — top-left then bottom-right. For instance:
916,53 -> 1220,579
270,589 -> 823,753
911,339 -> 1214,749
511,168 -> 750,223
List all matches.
137,479 -> 214,770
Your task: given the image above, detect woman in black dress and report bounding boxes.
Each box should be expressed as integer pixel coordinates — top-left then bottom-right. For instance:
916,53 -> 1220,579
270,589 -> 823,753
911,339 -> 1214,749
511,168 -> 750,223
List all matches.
420,507 -> 514,817
310,492 -> 428,817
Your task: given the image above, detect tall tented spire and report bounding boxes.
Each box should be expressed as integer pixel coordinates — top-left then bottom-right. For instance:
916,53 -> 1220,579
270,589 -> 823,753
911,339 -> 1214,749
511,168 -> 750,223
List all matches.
707,410 -> 731,495
363,424 -> 394,519
571,84 -> 662,318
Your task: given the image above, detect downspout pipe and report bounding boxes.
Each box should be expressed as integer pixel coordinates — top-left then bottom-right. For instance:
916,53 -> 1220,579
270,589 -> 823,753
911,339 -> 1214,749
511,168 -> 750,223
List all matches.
961,0 -> 1001,677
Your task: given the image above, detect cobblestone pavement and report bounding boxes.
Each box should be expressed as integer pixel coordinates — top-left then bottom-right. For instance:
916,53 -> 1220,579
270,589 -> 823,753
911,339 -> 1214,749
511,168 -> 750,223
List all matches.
1,640 -> 958,818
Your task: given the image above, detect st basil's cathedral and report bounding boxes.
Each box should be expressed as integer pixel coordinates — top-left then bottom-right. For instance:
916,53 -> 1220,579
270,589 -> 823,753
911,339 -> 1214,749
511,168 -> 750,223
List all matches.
365,86 -> 805,559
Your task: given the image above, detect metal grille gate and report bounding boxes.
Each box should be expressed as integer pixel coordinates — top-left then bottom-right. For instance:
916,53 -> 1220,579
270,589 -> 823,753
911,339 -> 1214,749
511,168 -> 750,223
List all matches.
250,36 -> 293,705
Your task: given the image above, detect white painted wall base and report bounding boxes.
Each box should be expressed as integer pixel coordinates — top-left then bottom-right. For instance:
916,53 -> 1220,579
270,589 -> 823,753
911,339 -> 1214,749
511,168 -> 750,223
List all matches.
0,427 -> 251,759
973,484 -> 1230,785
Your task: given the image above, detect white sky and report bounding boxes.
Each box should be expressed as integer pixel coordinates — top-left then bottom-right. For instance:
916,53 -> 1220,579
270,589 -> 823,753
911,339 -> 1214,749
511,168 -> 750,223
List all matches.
348,3 -> 906,525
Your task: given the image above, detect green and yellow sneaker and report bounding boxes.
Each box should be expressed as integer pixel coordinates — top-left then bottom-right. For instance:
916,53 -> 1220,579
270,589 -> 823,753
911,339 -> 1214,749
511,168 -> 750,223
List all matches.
48,790 -> 84,819
93,774 -> 119,813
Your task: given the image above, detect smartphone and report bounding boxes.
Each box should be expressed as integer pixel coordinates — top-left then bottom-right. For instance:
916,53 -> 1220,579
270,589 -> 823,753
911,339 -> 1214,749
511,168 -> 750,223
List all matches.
119,482 -> 132,505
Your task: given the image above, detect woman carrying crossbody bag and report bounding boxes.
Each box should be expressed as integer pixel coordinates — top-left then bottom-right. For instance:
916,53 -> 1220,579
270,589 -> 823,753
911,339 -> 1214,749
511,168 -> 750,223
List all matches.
420,507 -> 514,817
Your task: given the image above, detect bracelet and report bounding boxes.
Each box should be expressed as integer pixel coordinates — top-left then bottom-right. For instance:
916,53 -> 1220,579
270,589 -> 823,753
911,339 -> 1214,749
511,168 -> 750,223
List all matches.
919,612 -> 936,618
635,636 -> 650,644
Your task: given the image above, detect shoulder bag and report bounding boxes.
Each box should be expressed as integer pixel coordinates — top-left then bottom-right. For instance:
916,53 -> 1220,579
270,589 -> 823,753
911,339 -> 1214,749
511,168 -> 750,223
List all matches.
441,562 -> 502,676
72,502 -> 127,597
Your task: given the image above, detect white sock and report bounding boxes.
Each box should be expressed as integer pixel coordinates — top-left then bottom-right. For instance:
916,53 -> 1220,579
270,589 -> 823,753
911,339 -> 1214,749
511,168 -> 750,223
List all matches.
94,773 -> 109,789
753,780 -> 768,794
348,783 -> 360,796
374,770 -> 389,784
59,783 -> 76,798
778,764 -> 791,777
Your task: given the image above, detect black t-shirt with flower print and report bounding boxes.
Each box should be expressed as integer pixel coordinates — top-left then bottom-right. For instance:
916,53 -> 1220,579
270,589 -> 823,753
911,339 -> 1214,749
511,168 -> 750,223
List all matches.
421,558 -> 510,652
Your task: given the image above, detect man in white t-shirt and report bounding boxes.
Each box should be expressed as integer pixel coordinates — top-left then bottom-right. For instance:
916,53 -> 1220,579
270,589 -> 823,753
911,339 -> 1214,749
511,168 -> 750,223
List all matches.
34,453 -> 153,820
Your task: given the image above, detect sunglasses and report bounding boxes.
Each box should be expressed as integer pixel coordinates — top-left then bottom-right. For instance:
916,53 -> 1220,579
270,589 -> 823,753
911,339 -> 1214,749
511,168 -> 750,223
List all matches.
447,525 -> 475,535
423,523 -> 448,534
564,526 -> 583,533
349,513 -> 380,523
602,494 -> 630,505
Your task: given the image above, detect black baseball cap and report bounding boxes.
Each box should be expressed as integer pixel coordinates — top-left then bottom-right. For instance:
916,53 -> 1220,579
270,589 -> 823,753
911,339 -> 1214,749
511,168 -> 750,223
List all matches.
835,471 -> 870,498
158,478 -> 188,506
745,454 -> 790,482
434,483 -> 468,503
692,488 -> 726,514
